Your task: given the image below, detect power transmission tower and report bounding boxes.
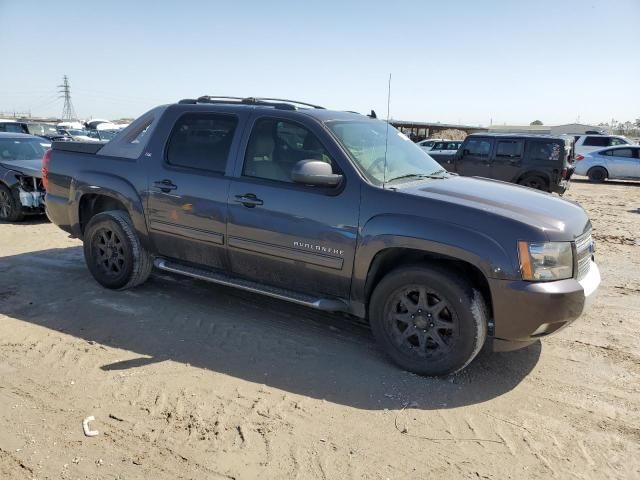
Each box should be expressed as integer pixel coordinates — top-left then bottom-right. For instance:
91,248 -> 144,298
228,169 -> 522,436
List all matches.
57,75 -> 77,120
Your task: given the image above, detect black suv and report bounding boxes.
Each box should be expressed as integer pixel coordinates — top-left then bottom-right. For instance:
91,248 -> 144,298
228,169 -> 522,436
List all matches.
44,97 -> 599,376
435,133 -> 574,194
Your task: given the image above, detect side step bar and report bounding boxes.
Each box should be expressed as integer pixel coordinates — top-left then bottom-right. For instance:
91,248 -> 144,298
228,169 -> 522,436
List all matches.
154,258 -> 349,313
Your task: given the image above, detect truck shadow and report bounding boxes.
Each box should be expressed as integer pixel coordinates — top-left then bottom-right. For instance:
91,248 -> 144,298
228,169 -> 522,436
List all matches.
0,246 -> 541,410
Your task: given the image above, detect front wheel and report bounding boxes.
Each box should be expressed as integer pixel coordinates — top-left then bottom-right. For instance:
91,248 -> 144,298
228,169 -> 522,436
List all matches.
0,184 -> 24,222
83,210 -> 153,289
369,266 -> 487,376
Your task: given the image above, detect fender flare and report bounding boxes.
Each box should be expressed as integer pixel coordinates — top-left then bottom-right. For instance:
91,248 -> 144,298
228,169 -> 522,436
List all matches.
514,170 -> 551,185
70,172 -> 150,248
351,214 -> 518,304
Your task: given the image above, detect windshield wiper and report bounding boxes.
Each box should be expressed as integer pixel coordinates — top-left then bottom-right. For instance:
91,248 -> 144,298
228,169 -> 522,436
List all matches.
386,171 -> 448,184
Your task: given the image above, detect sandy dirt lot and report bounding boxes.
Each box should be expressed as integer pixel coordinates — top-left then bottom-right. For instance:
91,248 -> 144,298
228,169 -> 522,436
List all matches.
0,179 -> 638,479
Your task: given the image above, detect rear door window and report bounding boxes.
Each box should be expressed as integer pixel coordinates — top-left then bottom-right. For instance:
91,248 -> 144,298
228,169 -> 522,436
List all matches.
526,140 -> 561,162
166,113 -> 237,173
610,148 -> 633,158
583,136 -> 609,147
496,140 -> 523,159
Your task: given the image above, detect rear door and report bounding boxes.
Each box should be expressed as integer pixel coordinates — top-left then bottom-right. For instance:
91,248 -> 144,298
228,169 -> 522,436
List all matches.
490,138 -> 524,181
581,135 -> 610,154
456,137 -> 494,177
226,113 -> 360,299
146,109 -> 248,270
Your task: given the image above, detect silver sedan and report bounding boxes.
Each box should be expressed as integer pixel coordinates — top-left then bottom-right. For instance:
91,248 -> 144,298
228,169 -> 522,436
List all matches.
574,145 -> 640,183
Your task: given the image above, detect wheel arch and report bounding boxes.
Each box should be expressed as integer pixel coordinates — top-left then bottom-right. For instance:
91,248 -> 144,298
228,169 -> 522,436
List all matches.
72,175 -> 150,248
362,247 -> 494,321
586,165 -> 609,178
515,170 -> 551,186
351,214 -> 518,318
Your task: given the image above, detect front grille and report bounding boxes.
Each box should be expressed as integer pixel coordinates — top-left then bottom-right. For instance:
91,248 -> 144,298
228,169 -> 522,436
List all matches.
575,230 -> 593,280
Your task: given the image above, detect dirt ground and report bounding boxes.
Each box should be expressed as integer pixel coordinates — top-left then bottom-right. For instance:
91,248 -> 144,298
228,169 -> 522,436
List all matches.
0,178 -> 638,480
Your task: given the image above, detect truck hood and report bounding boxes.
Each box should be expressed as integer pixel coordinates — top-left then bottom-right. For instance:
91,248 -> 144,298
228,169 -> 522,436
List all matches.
394,175 -> 590,240
0,158 -> 43,178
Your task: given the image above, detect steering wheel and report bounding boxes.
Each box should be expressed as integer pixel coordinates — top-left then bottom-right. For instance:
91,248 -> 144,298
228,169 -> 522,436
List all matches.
365,156 -> 387,177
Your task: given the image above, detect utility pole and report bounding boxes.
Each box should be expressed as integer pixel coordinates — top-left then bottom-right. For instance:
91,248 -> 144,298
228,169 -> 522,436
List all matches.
58,75 -> 77,121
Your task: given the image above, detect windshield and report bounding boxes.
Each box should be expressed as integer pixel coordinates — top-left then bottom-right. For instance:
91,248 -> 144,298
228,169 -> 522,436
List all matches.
99,130 -> 117,140
0,138 -> 47,160
326,120 -> 444,185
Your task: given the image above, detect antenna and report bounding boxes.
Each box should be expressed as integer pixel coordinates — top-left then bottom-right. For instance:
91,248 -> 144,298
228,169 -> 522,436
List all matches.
57,75 -> 77,121
382,73 -> 391,188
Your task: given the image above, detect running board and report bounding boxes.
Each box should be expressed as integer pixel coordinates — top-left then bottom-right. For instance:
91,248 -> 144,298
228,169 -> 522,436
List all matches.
153,258 -> 349,312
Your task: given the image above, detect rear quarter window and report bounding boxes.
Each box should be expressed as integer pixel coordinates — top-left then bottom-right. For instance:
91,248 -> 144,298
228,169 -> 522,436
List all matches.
526,140 -> 561,162
583,136 -> 609,147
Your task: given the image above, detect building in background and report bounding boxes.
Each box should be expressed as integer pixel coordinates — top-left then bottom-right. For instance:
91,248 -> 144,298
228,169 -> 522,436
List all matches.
489,123 -> 607,135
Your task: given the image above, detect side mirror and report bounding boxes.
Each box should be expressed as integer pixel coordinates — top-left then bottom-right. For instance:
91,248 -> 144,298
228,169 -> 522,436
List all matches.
292,160 -> 343,187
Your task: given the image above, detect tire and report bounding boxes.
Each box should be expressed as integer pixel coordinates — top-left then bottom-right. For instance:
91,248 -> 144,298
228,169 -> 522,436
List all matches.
587,167 -> 607,183
518,174 -> 548,191
369,265 -> 487,376
0,183 -> 25,222
83,210 -> 153,290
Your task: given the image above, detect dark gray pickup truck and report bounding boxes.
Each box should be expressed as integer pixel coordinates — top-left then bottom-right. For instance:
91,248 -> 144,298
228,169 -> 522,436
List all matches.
44,96 -> 601,376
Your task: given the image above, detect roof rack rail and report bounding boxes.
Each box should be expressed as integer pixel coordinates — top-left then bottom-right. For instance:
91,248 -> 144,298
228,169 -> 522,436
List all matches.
177,96 -> 325,110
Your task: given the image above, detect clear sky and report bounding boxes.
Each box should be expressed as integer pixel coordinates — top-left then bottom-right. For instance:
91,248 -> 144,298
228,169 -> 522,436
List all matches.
1,0 -> 638,126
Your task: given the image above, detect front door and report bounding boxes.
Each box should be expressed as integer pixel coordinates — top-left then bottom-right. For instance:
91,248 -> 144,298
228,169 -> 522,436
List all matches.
226,115 -> 359,299
606,147 -> 639,178
456,137 -> 494,178
146,110 -> 245,270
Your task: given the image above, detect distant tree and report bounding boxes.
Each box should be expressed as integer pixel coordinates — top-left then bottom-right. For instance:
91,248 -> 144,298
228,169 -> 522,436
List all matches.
530,120 -> 543,125
635,118 -> 640,128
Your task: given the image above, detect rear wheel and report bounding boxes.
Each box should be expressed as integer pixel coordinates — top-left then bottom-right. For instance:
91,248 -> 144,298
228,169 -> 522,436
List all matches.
83,210 -> 153,289
588,167 -> 607,183
369,265 -> 487,376
518,174 -> 548,191
0,184 -> 24,222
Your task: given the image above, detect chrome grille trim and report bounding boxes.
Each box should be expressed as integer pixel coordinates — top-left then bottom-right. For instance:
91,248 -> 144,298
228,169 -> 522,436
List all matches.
575,230 -> 593,280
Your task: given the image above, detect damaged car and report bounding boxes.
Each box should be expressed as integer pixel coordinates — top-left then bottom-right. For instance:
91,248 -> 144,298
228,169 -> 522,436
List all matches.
0,132 -> 48,221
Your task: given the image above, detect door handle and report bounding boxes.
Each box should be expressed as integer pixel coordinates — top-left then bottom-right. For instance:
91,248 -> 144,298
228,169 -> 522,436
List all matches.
153,179 -> 177,193
235,193 -> 263,207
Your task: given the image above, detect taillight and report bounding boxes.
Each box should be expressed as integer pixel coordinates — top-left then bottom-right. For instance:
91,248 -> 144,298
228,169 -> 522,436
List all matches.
561,167 -> 568,179
42,148 -> 52,190
575,154 -> 584,161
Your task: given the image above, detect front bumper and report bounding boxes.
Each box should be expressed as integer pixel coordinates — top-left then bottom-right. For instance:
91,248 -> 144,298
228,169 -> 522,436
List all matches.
550,178 -> 570,195
490,260 -> 600,352
18,188 -> 46,212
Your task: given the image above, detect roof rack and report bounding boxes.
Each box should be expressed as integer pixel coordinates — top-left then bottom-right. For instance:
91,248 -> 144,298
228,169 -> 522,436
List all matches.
178,96 -> 325,111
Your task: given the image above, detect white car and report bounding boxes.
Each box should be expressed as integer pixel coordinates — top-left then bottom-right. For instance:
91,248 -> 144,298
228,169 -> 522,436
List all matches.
573,134 -> 632,157
574,145 -> 640,182
417,138 -> 448,150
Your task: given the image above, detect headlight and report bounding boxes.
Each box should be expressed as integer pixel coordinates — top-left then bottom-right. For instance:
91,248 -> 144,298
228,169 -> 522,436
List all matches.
518,241 -> 573,281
